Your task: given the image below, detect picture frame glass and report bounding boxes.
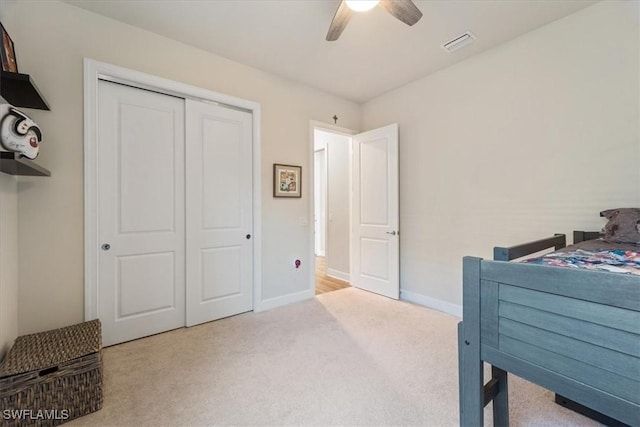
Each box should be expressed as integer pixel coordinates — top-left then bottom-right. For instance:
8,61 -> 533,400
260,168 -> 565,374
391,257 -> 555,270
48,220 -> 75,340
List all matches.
274,164 -> 301,198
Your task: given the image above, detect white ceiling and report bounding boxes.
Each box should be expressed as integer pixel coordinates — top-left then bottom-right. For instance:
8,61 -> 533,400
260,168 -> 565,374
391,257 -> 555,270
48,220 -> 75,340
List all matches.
62,0 -> 597,103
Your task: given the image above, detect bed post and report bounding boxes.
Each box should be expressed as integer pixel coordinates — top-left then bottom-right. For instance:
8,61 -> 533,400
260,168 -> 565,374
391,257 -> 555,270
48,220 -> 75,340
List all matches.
459,257 -> 484,426
491,366 -> 509,426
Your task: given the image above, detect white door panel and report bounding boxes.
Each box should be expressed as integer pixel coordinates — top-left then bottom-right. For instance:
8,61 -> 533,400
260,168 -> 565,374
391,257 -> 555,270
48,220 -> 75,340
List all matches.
117,252 -> 176,318
118,103 -> 177,234
186,100 -> 253,326
201,247 -> 242,300
351,123 -> 399,299
360,138 -> 390,225
97,80 -> 186,346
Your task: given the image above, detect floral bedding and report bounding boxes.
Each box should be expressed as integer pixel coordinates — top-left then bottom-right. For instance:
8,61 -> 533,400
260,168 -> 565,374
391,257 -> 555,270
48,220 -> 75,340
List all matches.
523,248 -> 640,275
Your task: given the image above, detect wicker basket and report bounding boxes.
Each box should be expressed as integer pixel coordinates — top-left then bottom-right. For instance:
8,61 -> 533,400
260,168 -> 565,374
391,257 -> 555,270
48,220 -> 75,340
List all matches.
0,320 -> 103,427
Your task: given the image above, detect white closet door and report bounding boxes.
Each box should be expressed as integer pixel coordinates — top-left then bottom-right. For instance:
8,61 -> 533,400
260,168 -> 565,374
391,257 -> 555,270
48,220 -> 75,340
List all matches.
185,100 -> 253,326
97,81 -> 186,346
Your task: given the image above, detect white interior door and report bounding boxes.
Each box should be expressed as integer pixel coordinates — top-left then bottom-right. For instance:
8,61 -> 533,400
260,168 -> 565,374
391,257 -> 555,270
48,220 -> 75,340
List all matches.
351,123 -> 399,299
314,148 -> 326,256
185,100 -> 253,327
97,80 -> 186,346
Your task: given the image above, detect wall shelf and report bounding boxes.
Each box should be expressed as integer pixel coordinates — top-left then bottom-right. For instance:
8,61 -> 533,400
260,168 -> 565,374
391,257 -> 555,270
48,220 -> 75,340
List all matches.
0,152 -> 50,176
1,70 -> 51,176
1,70 -> 50,110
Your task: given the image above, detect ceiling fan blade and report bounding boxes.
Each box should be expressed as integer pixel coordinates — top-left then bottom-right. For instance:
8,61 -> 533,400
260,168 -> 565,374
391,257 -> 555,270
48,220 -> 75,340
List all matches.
326,1 -> 353,41
379,0 -> 423,26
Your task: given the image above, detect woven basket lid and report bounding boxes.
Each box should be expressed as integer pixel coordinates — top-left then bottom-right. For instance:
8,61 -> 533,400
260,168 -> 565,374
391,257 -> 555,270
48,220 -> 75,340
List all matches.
0,319 -> 101,378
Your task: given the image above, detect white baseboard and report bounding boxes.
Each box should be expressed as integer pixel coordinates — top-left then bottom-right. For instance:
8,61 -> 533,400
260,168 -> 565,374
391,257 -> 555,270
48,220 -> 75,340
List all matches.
255,288 -> 314,312
400,289 -> 462,318
326,268 -> 350,282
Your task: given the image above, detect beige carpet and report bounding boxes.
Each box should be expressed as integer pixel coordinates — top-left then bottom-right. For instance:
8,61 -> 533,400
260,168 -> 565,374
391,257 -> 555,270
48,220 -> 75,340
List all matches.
69,288 -> 600,426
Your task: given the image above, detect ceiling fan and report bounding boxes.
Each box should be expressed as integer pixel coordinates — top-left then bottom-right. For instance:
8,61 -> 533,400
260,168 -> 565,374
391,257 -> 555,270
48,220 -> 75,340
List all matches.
326,0 -> 423,41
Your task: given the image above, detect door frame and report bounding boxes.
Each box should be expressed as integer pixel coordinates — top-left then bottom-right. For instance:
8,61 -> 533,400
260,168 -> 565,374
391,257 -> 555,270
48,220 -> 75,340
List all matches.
84,58 -> 262,320
308,121 -> 355,294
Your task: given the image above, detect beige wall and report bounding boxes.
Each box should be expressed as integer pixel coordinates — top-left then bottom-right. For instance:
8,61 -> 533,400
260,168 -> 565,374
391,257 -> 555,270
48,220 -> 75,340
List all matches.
0,171 -> 18,360
0,2 -> 19,360
362,0 -> 639,310
1,0 -> 361,335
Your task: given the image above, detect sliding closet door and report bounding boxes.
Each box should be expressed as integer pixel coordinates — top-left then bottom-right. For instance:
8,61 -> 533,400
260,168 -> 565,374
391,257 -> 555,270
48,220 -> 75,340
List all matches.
185,100 -> 253,326
97,81 -> 186,346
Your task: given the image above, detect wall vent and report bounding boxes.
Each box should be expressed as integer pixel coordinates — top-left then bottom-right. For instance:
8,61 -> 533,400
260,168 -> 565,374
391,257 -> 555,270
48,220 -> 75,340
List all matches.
441,32 -> 477,53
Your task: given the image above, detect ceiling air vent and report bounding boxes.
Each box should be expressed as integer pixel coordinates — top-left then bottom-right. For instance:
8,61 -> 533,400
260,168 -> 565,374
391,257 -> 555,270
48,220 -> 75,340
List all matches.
441,31 -> 477,53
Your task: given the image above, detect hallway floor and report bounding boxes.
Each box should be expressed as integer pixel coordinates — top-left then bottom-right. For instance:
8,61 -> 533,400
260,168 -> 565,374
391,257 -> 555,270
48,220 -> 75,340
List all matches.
315,256 -> 350,295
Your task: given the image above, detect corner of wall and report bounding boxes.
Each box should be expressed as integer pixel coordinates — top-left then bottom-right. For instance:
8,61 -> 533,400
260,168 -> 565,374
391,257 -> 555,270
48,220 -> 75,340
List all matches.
0,170 -> 19,362
0,100 -> 19,361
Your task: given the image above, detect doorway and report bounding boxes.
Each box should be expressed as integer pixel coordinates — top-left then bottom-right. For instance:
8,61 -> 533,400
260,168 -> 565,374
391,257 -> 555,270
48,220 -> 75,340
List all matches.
310,121 -> 400,300
311,126 -> 353,295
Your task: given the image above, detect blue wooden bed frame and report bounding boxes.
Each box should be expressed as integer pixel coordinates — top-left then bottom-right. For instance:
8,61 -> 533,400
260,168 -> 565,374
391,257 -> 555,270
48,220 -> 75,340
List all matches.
458,232 -> 640,426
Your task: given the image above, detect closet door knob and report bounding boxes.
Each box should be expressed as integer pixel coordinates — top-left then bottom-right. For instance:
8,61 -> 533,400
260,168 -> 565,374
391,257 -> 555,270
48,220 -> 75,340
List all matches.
101,243 -> 111,251
246,234 -> 251,240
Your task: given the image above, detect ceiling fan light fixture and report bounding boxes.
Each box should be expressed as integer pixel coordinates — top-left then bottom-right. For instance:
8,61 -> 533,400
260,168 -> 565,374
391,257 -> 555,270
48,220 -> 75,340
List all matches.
327,0 -> 421,41
345,0 -> 380,12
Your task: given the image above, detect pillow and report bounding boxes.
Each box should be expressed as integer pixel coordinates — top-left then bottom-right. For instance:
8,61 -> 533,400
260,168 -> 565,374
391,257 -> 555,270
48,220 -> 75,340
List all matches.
600,208 -> 640,245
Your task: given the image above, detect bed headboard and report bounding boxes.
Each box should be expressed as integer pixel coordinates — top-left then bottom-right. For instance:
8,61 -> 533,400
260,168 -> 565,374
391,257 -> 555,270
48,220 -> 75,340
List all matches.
493,234 -> 566,261
573,230 -> 603,244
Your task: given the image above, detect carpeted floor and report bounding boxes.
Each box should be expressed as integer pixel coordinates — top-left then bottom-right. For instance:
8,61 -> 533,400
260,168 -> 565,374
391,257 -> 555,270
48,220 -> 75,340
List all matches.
69,287 -> 600,426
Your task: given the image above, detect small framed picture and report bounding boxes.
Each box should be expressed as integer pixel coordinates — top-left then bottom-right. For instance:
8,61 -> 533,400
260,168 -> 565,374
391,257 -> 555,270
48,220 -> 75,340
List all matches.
0,23 -> 18,73
273,163 -> 302,198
